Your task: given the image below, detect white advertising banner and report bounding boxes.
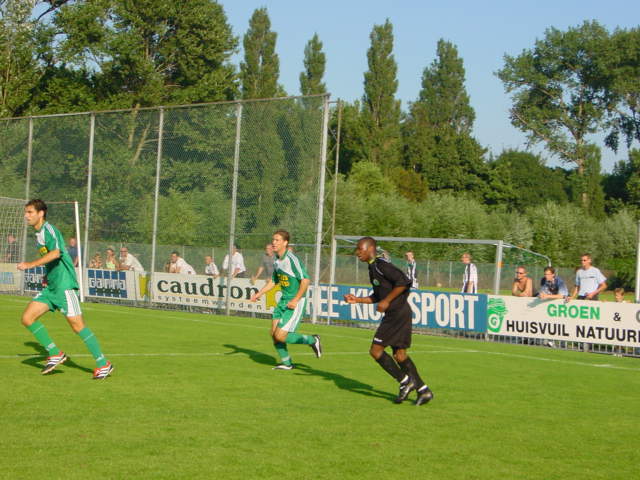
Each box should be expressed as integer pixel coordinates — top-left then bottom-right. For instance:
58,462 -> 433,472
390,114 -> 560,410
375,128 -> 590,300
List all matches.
487,295 -> 640,347
146,273 -> 279,314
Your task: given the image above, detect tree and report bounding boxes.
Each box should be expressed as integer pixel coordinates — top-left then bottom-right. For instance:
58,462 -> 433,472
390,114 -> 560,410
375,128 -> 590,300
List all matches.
240,7 -> 280,99
404,39 -> 487,196
55,0 -> 238,109
360,19 -> 401,172
486,150 -> 568,210
497,21 -> 614,209
603,27 -> 640,151
0,0 -> 41,117
603,148 -> 640,212
299,33 -> 326,96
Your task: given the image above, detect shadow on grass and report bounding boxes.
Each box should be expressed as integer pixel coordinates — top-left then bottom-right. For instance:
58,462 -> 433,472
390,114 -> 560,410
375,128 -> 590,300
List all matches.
21,341 -> 93,374
223,344 -> 396,401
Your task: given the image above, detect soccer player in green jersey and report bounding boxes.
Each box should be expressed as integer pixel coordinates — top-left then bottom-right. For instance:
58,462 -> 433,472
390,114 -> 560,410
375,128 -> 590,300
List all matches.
250,230 -> 322,370
16,199 -> 113,379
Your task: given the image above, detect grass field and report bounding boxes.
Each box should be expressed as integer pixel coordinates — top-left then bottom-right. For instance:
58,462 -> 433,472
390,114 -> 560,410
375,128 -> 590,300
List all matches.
1,295 -> 639,479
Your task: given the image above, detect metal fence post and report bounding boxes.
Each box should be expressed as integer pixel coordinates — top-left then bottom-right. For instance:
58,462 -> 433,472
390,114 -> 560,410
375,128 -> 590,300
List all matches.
150,107 -> 165,289
19,117 -> 34,295
494,240 -> 504,295
311,94 -> 330,324
83,113 -> 95,268
635,220 -> 640,303
226,102 -> 242,316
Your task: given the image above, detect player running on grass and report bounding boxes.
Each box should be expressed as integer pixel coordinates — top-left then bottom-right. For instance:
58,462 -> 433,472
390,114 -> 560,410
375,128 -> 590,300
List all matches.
250,230 -> 322,370
16,199 -> 113,379
344,237 -> 433,405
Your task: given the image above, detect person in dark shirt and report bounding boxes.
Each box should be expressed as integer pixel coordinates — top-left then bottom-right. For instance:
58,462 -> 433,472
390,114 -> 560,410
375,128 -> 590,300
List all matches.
344,237 -> 434,406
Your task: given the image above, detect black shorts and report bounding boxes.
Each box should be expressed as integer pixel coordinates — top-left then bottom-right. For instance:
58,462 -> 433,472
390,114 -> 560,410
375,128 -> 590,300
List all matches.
372,309 -> 412,349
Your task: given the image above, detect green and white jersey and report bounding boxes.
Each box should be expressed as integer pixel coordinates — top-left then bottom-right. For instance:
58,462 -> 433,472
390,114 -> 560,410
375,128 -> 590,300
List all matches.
272,250 -> 309,301
35,221 -> 78,292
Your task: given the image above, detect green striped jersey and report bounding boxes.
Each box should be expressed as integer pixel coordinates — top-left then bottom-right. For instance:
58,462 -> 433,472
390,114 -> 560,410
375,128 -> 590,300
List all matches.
35,222 -> 79,292
272,250 -> 309,301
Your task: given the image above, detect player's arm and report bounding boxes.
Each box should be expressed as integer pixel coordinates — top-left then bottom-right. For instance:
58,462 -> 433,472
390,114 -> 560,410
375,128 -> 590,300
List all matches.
250,279 -> 276,302
377,285 -> 408,312
588,281 -> 607,299
17,249 -> 61,270
343,293 -> 373,304
286,278 -> 310,309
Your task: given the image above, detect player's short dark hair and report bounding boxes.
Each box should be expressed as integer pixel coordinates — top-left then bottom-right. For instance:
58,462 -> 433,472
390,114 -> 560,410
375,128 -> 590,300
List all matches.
358,236 -> 377,248
543,266 -> 556,274
171,251 -> 179,256
25,199 -> 47,219
274,230 -> 290,243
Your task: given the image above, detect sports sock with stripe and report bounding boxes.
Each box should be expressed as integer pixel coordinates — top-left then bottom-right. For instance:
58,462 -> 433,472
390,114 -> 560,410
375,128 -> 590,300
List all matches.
375,351 -> 404,382
398,356 -> 426,389
26,320 -> 61,355
78,327 -> 108,367
274,342 -> 292,366
285,332 -> 315,345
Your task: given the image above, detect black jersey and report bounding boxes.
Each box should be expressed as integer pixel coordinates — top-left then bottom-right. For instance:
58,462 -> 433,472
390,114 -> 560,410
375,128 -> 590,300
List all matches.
367,257 -> 412,312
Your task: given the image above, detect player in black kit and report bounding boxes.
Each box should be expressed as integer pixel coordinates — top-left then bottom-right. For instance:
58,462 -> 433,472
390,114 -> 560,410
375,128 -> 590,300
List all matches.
344,237 -> 434,406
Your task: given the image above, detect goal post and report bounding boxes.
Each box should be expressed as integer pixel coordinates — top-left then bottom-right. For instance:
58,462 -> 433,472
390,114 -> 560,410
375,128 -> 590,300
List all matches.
329,234 -> 552,296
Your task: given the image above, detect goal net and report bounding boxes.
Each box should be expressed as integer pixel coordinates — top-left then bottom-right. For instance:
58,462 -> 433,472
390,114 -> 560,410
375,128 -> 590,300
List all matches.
0,197 -> 27,293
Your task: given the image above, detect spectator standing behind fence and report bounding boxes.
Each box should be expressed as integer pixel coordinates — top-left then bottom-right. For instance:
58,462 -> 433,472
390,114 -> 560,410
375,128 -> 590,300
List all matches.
104,247 -> 119,270
538,266 -> 569,300
118,246 -> 144,272
223,245 -> 247,278
3,233 -> 19,263
67,237 -> 79,267
512,266 -> 533,297
204,255 -> 219,277
89,253 -> 103,269
251,243 -> 275,284
461,253 -> 477,293
405,251 -> 418,289
614,288 -> 627,303
169,252 -> 196,275
571,254 -> 607,301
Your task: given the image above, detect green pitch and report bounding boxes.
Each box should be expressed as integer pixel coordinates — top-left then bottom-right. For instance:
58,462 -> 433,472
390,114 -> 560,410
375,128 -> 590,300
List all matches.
1,295 -> 638,479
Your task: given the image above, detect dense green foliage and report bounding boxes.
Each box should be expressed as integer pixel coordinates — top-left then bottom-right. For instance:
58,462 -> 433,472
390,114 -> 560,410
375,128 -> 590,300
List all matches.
1,5 -> 639,284
2,297 -> 639,479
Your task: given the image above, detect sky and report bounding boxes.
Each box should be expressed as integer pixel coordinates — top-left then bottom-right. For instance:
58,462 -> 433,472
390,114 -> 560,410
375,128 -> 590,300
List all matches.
222,0 -> 640,172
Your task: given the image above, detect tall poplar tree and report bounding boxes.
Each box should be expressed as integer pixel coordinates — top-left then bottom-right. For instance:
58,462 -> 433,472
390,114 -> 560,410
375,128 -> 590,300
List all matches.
240,7 -> 280,99
404,39 -> 487,195
299,33 -> 326,96
360,19 -> 401,172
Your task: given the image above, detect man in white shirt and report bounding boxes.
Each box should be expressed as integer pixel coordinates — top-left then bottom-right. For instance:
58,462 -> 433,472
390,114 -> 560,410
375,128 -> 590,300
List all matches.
222,245 -> 247,278
204,255 -> 219,277
169,251 -> 196,275
571,254 -> 607,301
118,246 -> 144,272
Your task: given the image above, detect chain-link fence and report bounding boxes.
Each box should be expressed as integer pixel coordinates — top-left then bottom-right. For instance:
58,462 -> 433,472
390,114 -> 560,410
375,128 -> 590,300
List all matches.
0,95 -> 330,311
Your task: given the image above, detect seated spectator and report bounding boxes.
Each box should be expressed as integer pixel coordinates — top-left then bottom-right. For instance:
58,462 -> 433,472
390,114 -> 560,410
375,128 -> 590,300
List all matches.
67,237 -> 79,267
169,251 -> 196,275
614,287 -> 627,303
104,247 -> 119,271
538,266 -> 569,300
204,255 -> 219,278
89,253 -> 103,269
222,245 -> 247,278
4,233 -> 19,263
118,246 -> 144,272
512,266 -> 533,297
